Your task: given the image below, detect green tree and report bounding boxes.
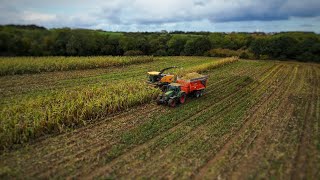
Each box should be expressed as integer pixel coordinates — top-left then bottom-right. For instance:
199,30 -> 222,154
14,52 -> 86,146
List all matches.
184,37 -> 211,56
66,35 -> 80,55
269,36 -> 298,59
51,28 -> 71,55
250,38 -> 271,58
0,31 -> 11,55
167,36 -> 187,55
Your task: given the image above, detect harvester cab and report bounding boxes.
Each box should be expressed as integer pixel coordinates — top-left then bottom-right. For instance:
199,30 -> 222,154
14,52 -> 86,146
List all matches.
147,66 -> 177,91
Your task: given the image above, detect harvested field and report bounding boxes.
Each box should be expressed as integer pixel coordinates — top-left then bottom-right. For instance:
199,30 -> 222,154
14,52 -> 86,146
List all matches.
0,56 -> 319,179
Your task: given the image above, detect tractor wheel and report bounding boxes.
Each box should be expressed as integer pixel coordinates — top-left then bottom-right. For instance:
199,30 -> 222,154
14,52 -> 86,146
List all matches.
200,90 -> 204,96
195,91 -> 201,98
180,93 -> 186,104
156,96 -> 162,105
168,99 -> 176,107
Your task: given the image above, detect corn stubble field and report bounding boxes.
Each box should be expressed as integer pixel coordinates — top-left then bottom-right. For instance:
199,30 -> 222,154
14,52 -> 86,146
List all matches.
0,56 -> 319,179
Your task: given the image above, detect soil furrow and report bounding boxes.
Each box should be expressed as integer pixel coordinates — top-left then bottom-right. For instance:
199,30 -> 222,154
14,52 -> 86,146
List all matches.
290,65 -> 319,179
227,64 -> 306,179
221,65 -> 296,179
194,65 -> 294,179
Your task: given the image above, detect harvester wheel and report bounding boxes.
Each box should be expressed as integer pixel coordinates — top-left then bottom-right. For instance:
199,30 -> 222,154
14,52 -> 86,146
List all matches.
168,99 -> 176,107
180,93 -> 186,104
195,91 -> 201,98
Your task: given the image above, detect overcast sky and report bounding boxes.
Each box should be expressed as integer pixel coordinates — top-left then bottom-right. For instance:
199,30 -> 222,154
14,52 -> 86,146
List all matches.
0,0 -> 320,32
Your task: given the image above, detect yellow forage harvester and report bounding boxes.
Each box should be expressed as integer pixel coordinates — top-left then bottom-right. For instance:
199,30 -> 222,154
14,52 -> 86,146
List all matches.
147,66 -> 177,91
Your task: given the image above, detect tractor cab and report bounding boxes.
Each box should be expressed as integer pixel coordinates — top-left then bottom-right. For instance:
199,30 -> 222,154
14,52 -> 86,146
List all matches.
156,83 -> 186,107
166,83 -> 181,94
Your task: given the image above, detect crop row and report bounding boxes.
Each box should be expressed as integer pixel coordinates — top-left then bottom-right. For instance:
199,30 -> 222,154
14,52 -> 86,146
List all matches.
0,56 -> 218,99
177,56 -> 239,75
0,56 -> 154,76
0,81 -> 160,149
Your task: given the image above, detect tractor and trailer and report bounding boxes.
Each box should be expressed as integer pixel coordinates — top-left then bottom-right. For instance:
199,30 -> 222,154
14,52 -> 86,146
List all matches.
147,67 -> 208,107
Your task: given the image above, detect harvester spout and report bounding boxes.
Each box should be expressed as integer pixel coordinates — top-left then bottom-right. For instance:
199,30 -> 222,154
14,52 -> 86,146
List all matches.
159,66 -> 177,74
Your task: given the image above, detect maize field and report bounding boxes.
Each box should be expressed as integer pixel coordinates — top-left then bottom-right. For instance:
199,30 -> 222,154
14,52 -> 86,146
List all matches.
0,56 -> 319,179
0,56 -> 154,76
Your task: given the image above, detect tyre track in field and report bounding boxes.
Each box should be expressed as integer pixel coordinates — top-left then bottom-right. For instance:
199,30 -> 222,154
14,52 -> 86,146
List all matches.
226,65 -> 304,179
80,64 -> 282,179
290,65 -> 320,179
141,64 -> 289,178
27,61 -> 267,177
195,64 -> 296,179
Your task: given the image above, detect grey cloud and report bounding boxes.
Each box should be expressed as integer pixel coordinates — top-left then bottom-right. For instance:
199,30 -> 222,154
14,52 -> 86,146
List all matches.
194,0 -> 206,6
300,24 -> 314,27
0,5 -> 22,24
0,0 -> 319,31
96,0 -> 320,25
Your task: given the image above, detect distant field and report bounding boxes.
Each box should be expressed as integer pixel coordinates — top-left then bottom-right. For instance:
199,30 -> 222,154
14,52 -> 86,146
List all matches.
0,56 -> 319,179
0,56 -> 154,76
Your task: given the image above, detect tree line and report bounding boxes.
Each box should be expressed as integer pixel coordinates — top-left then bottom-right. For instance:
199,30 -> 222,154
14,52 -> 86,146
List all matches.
0,25 -> 319,62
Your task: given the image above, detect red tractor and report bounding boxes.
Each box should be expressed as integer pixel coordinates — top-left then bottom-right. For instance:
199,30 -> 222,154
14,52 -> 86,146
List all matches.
156,73 -> 208,107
